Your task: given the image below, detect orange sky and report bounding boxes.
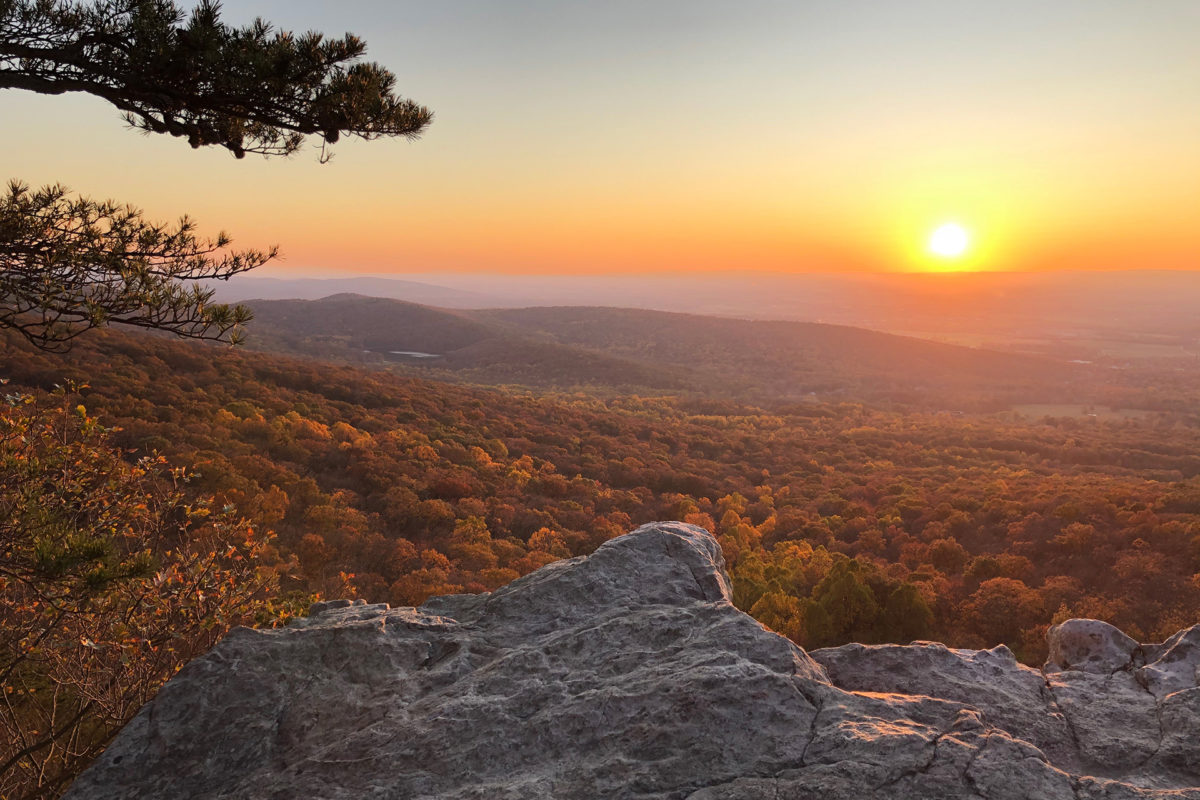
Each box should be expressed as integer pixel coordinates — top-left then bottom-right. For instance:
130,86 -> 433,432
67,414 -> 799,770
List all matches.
5,1 -> 1200,276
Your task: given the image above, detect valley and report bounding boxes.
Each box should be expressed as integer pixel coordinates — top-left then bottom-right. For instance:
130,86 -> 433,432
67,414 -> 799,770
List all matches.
6,299 -> 1200,666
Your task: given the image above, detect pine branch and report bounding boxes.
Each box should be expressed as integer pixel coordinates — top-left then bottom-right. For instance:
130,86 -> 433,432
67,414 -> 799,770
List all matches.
0,181 -> 271,350
0,0 -> 432,158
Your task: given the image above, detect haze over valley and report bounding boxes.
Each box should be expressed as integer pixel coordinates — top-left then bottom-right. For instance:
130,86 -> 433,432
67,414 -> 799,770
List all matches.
215,270 -> 1200,366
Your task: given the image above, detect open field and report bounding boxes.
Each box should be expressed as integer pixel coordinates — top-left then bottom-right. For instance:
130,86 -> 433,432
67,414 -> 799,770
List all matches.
1010,404 -> 1155,421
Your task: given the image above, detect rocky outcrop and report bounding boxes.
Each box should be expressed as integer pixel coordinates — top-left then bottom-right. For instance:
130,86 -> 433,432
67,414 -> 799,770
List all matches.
812,618 -> 1200,792
66,522 -> 1200,800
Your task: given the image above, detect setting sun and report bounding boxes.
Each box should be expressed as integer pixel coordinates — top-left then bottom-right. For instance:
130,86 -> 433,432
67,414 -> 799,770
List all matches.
929,223 -> 970,259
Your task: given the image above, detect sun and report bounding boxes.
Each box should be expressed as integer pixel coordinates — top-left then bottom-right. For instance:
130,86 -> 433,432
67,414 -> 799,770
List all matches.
928,223 -> 970,259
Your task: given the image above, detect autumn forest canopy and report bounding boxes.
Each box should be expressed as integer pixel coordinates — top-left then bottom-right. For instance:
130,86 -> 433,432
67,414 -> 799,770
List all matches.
6,315 -> 1200,662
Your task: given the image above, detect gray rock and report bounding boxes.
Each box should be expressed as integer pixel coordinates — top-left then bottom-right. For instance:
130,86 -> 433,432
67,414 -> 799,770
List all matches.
1045,669 -> 1161,780
1155,687 -> 1200,777
1046,618 -> 1140,674
65,522 -> 1200,800
811,640 -> 1081,773
1137,625 -> 1200,700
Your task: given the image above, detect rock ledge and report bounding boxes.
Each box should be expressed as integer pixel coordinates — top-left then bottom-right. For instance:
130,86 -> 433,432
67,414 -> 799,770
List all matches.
67,522 -> 1200,799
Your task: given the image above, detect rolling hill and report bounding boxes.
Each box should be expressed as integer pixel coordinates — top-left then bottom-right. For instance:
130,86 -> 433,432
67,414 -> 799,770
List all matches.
242,294 -> 1093,408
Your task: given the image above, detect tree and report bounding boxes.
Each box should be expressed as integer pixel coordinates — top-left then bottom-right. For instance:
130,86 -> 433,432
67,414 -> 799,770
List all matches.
0,181 -> 274,351
0,385 -> 287,798
880,583 -> 935,644
811,558 -> 880,647
960,577 -> 1044,652
0,0 -> 431,157
0,0 -> 432,349
748,591 -> 805,643
0,2 -> 431,794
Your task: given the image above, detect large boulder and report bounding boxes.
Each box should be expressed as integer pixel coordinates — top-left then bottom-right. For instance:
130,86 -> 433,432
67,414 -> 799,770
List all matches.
1045,619 -> 1141,675
66,522 -> 1200,799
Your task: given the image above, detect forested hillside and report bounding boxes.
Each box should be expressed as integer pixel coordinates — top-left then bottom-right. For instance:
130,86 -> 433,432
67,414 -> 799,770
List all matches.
245,295 -> 693,394
5,326 -> 1199,665
243,295 -> 1098,409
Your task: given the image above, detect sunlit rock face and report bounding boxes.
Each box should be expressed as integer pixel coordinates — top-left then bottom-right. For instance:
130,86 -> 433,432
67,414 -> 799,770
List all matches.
67,523 -> 1200,800
813,617 -> 1200,793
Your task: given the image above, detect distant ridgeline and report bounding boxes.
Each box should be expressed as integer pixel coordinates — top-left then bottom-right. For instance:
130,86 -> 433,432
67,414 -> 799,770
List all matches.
241,294 -> 1105,410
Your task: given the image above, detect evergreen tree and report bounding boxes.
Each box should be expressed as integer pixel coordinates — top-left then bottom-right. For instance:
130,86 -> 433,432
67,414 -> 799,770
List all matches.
880,583 -> 935,644
811,558 -> 880,646
0,0 -> 432,349
0,4 -> 430,794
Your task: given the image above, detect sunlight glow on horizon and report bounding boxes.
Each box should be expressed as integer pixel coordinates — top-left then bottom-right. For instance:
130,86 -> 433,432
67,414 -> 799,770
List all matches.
5,1 -> 1200,276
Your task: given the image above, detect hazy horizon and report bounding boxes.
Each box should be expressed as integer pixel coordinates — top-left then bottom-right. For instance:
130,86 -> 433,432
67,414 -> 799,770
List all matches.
210,268 -> 1200,360
8,1 -> 1200,277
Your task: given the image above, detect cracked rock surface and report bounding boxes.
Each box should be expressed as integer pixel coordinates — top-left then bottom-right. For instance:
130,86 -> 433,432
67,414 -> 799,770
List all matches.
814,616 -> 1200,793
66,523 -> 1200,800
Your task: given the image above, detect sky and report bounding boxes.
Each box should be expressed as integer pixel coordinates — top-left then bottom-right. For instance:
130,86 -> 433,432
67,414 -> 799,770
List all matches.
6,1 -> 1200,276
